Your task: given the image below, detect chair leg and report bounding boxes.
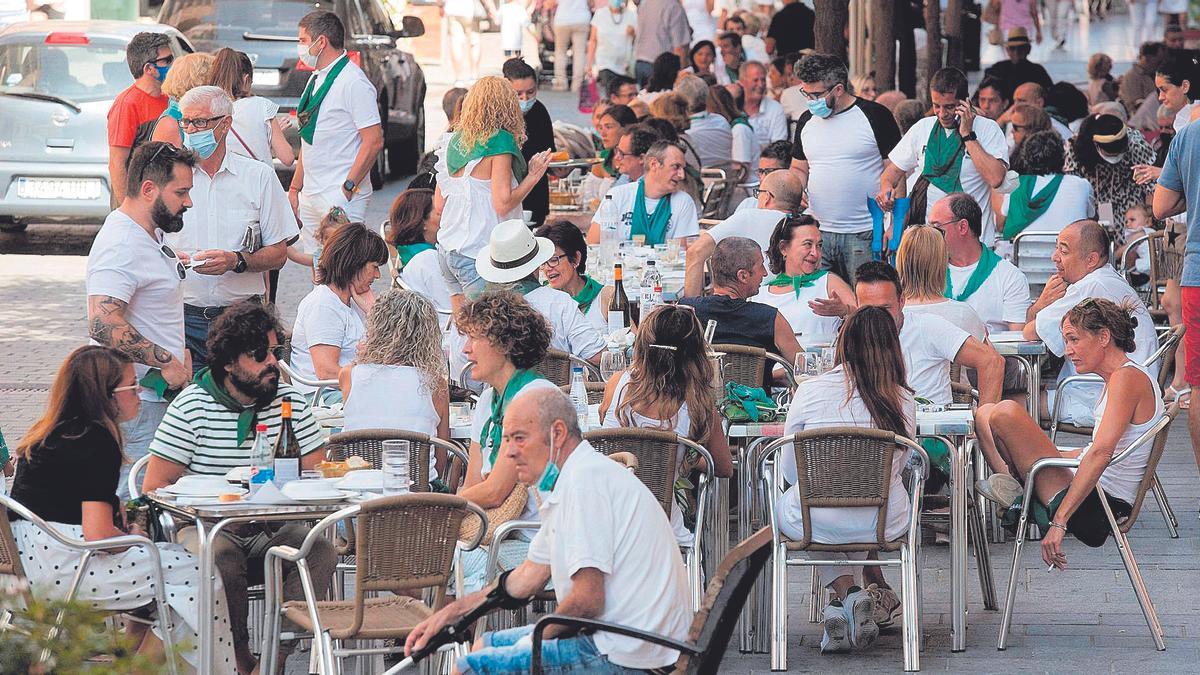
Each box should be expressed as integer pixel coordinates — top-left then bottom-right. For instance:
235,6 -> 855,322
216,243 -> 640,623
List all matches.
968,500 -> 998,611
686,545 -> 703,613
807,566 -> 820,623
1151,474 -> 1179,537
997,509 -> 1031,650
769,542 -> 788,671
320,632 -> 337,675
1106,521 -> 1167,649
900,545 -> 920,672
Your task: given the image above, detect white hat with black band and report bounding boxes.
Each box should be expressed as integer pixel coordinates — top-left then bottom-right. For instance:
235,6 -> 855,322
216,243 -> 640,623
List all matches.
474,219 -> 555,284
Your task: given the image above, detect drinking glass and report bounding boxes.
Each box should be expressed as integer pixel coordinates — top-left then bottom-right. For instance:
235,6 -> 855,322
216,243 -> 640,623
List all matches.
601,349 -> 628,381
794,352 -> 820,377
381,440 -> 411,495
664,239 -> 681,265
820,347 -> 836,373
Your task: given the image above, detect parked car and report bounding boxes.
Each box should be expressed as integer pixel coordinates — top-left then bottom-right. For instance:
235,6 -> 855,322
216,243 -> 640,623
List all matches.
0,21 -> 193,231
156,0 -> 427,188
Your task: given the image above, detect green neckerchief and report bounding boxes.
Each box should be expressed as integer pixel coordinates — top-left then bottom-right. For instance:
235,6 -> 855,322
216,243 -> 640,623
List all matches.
487,277 -> 541,296
725,66 -> 738,83
447,129 -> 528,182
396,242 -> 434,267
732,114 -> 752,128
767,270 -> 828,298
1044,105 -> 1069,127
630,178 -> 673,246
479,368 -> 546,464
945,247 -> 1000,302
571,275 -> 604,312
297,53 -> 350,145
165,98 -> 181,121
922,123 -> 966,194
600,148 -> 616,176
193,367 -> 267,446
1003,174 -> 1065,240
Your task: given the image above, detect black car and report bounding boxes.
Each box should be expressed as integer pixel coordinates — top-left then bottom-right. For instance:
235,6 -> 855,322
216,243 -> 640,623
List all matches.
156,0 -> 426,186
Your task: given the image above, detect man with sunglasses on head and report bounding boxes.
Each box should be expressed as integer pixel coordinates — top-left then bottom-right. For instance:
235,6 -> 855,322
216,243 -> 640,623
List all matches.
142,300 -> 335,674
163,86 -> 295,373
107,31 -> 173,204
87,140 -> 195,499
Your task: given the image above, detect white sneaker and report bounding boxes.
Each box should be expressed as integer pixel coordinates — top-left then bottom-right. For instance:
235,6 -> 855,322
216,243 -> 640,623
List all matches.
976,474 -> 1024,509
844,588 -> 879,649
865,583 -> 902,629
819,602 -> 851,653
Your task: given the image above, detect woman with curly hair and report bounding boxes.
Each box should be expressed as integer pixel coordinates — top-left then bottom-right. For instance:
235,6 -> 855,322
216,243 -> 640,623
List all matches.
385,188 -> 450,317
598,304 -> 734,546
340,289 -> 449,476
456,291 -> 555,591
436,77 -> 553,302
150,51 -> 215,147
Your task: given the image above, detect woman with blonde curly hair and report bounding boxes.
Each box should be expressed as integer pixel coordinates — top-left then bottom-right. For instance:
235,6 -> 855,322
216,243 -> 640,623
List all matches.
151,52 -> 215,147
436,76 -> 553,302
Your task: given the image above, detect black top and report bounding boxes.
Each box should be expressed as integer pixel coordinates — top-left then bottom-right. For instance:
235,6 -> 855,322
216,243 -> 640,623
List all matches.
9,421 -> 121,525
679,295 -> 781,354
522,100 -> 556,227
766,2 -> 815,58
981,59 -> 1054,100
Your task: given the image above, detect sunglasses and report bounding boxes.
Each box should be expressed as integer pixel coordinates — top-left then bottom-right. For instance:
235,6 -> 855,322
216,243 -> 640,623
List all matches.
159,243 -> 186,280
249,344 -> 286,362
137,142 -> 182,189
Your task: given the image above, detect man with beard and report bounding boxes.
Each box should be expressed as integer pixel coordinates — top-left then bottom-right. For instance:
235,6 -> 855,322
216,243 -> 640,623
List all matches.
166,86 -> 294,372
142,300 -> 335,674
87,140 -> 195,499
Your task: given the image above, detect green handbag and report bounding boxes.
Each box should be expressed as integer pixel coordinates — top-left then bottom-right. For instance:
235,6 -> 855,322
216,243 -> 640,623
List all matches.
719,382 -> 780,423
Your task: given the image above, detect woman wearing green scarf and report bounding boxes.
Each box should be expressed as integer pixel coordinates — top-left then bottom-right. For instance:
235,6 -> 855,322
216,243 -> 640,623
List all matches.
991,130 -> 1094,258
752,215 -> 857,338
535,220 -> 613,334
384,188 -> 451,318
456,292 -> 556,593
438,77 -> 553,301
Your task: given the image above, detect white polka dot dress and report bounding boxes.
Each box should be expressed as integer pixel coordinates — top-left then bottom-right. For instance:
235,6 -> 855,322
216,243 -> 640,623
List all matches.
12,520 -> 237,673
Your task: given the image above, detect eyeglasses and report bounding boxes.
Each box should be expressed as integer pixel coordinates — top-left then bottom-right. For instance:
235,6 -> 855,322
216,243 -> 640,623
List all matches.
799,83 -> 839,100
249,344 -> 286,363
146,54 -> 174,67
111,383 -> 140,395
181,114 -> 227,131
753,187 -> 774,199
159,243 -> 186,280
541,254 -> 568,269
756,166 -> 783,178
925,218 -> 961,233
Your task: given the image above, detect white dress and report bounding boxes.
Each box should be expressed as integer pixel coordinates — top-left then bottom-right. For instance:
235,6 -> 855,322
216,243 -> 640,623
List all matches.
751,274 -> 843,339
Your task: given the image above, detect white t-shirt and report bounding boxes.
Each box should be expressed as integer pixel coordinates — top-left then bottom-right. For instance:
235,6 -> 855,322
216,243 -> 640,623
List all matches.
899,311 -> 970,405
947,255 -> 1031,332
888,116 -> 1009,245
443,0 -> 477,18
553,0 -> 592,26
229,96 -> 279,165
997,174 -> 1095,255
289,284 -> 367,394
590,7 -> 637,75
706,207 -> 783,251
399,247 -> 453,317
524,286 -> 606,360
683,112 -> 733,167
904,301 -> 987,341
776,365 -> 915,543
342,364 -> 441,480
682,0 -> 716,43
779,85 -> 807,121
748,96 -> 789,148
730,120 -> 759,164
86,210 -> 185,403
298,54 -> 381,198
498,2 -> 531,51
529,441 -> 692,669
166,152 -> 297,307
596,180 -> 700,242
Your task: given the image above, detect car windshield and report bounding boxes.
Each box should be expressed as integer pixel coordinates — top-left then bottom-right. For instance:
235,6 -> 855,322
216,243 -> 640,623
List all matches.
175,0 -> 337,42
0,37 -> 131,104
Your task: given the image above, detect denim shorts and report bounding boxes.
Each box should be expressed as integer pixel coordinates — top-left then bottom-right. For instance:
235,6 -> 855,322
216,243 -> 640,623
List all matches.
457,625 -> 642,674
438,246 -> 487,300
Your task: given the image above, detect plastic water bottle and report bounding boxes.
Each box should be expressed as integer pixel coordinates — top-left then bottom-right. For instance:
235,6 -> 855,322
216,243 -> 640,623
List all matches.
598,194 -> 618,281
248,423 -> 273,495
569,366 -> 590,432
639,259 -> 661,311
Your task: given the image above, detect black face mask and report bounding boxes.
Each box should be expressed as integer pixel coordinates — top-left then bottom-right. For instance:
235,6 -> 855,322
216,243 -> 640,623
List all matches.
151,195 -> 187,233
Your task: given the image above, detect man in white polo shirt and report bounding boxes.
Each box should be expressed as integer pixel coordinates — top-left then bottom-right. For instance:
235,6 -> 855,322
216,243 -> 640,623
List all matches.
406,387 -> 692,673
740,61 -> 789,148
86,141 -> 195,499
684,168 -> 804,295
588,140 -> 700,245
676,73 -> 733,168
288,10 -> 383,253
166,86 -> 295,371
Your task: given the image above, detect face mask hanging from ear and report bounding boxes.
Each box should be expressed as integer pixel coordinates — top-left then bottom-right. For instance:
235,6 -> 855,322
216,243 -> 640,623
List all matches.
536,425 -> 561,503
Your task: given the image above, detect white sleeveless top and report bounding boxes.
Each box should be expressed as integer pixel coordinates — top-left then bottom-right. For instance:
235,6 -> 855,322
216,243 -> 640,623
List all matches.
436,155 -> 521,258
602,371 -> 694,547
1081,361 -> 1164,504
342,364 -> 441,480
751,274 -> 842,338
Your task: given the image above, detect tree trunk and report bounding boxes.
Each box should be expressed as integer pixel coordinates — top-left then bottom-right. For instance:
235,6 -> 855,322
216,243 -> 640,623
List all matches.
923,0 -> 943,102
870,0 -> 896,92
814,0 -> 850,63
944,0 -> 965,72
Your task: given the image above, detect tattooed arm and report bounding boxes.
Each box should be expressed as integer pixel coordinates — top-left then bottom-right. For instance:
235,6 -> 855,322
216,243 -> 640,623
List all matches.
87,295 -> 191,388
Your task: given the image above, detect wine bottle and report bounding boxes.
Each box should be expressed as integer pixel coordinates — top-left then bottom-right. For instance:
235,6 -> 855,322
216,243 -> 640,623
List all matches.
272,400 -> 302,485
608,263 -> 631,334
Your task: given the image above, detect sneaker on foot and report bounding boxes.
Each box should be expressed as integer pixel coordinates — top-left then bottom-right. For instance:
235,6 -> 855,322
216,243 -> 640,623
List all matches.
976,474 -> 1023,508
844,588 -> 879,649
820,601 -> 851,653
865,583 -> 902,629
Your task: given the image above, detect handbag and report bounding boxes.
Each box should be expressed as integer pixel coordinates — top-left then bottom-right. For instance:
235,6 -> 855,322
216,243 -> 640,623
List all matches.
718,382 -> 780,423
578,75 -> 599,113
459,482 -> 529,546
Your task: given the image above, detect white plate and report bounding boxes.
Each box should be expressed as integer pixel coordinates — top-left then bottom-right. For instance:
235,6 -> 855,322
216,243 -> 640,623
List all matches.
336,470 -> 384,491
282,482 -> 350,500
283,490 -> 355,504
161,484 -> 246,498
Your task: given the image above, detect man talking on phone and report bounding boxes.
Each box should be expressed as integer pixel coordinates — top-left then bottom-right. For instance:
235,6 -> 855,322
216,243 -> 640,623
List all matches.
877,67 -> 1010,247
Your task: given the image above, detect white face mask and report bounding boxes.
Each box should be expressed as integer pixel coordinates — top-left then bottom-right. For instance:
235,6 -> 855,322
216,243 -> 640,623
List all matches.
297,39 -> 322,69
1098,151 -> 1123,164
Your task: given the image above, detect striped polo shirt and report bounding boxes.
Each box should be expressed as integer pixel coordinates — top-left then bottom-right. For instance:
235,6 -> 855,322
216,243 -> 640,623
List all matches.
149,382 -> 324,475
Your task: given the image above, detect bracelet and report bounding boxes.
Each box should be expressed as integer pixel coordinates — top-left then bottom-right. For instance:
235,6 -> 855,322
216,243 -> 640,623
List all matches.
288,186 -> 301,193
1048,521 -> 1067,532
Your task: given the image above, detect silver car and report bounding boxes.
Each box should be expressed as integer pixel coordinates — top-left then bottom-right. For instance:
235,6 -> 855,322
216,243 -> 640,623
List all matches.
0,21 -> 193,232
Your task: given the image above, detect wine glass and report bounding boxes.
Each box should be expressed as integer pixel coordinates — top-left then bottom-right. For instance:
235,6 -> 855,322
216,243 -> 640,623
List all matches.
600,349 -> 628,381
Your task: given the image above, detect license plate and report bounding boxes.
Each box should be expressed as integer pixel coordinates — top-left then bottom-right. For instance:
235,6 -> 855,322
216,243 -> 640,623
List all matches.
254,68 -> 281,87
16,177 -> 103,200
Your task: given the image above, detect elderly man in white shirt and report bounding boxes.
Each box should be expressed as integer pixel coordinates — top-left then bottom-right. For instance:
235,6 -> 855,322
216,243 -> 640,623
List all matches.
740,61 -> 789,148
406,387 -> 693,674
1024,220 -> 1159,425
166,86 -> 295,371
288,11 -> 384,253
588,140 -> 700,246
684,168 -> 804,295
676,73 -> 734,168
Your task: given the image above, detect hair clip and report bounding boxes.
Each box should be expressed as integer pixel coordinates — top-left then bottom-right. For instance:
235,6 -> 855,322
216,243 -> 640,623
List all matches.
649,344 -> 678,351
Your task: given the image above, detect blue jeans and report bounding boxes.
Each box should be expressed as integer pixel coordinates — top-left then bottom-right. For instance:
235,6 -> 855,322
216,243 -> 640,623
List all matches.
819,229 -> 874,284
438,246 -> 487,300
117,400 -> 168,500
458,625 -> 642,674
183,306 -> 219,373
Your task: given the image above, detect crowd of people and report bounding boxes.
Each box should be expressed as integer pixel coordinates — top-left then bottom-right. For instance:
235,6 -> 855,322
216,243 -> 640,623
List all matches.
5,2 -> 1200,672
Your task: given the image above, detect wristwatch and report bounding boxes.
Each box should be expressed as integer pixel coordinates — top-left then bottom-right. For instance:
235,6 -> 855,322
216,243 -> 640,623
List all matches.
233,251 -> 248,274
342,179 -> 358,194
961,131 -> 978,143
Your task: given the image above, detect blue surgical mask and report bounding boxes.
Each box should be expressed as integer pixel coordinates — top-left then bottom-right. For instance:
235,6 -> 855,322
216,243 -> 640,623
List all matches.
536,427 -> 561,502
807,95 -> 833,119
609,0 -> 625,8
165,98 -> 182,121
519,97 -> 536,114
155,63 -> 171,81
183,128 -> 219,159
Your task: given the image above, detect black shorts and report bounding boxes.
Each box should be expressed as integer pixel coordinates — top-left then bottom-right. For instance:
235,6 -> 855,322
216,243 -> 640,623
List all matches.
1048,487 -> 1133,548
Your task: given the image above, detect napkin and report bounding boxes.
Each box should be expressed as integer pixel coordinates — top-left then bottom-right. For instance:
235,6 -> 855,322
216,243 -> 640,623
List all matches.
247,481 -> 300,505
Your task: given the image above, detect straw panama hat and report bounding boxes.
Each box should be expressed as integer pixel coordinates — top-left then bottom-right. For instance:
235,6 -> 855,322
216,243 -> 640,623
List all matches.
475,219 -> 555,283
1005,27 -> 1031,48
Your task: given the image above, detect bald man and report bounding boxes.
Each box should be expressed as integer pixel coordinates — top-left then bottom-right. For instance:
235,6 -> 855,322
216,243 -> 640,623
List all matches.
684,169 -> 805,296
1025,220 -> 1159,425
1002,82 -> 1072,144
